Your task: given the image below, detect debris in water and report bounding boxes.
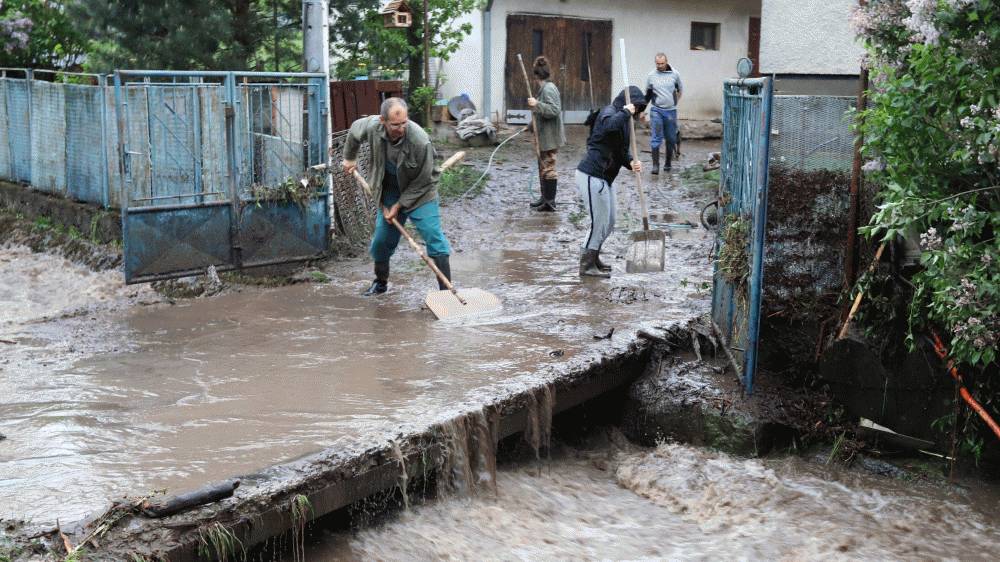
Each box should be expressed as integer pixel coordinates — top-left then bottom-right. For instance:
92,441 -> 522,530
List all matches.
141,479 -> 240,518
607,285 -> 649,304
593,328 -> 615,340
548,349 -> 564,358
390,440 -> 410,509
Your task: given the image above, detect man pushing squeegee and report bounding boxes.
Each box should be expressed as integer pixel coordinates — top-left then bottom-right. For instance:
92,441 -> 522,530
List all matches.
342,97 -> 501,320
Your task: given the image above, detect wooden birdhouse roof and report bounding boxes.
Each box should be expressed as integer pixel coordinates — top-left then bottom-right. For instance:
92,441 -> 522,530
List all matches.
380,0 -> 411,14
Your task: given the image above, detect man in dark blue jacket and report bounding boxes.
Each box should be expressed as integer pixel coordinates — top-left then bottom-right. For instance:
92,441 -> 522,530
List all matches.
575,86 -> 645,277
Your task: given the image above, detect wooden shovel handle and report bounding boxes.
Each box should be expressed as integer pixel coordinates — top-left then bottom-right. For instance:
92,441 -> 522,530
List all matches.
516,54 -> 542,161
619,39 -> 651,231
351,169 -> 466,305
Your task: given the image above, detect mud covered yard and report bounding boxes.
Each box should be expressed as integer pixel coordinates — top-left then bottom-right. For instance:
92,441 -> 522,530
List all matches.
0,126 -> 718,551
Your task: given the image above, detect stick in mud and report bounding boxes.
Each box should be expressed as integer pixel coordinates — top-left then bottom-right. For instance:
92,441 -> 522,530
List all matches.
142,479 -> 240,518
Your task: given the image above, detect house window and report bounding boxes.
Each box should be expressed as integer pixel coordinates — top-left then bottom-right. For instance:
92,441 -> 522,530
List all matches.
690,22 -> 720,51
532,30 -> 544,59
580,32 -> 593,81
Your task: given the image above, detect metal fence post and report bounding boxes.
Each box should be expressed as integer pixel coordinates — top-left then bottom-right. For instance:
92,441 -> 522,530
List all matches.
25,68 -> 32,185
744,77 -> 773,395
98,74 -> 111,208
224,72 -> 243,267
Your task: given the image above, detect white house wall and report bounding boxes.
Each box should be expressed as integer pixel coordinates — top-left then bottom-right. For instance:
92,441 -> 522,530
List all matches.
438,0 -> 761,122
759,0 -> 863,75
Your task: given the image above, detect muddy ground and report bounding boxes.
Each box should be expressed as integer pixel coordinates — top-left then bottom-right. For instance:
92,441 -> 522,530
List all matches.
0,126 -> 720,555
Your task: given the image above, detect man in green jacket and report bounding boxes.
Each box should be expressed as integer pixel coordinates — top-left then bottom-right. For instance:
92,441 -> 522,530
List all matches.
527,56 -> 566,212
342,97 -> 452,296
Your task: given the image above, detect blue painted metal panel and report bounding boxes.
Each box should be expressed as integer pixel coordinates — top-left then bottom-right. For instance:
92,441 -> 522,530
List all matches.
64,84 -> 107,205
123,203 -> 233,283
711,77 -> 773,394
0,80 -> 11,180
5,79 -> 31,183
29,81 -> 67,195
115,70 -> 329,283
239,198 -> 329,266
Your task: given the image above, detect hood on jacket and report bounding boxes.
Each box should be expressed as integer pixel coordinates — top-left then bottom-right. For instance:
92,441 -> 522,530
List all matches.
612,86 -> 647,114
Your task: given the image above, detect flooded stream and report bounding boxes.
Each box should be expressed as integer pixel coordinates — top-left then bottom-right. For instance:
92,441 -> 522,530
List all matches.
302,436 -> 1000,560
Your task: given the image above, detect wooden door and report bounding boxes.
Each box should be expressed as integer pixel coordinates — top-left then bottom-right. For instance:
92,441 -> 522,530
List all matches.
505,14 -> 612,122
748,17 -> 761,77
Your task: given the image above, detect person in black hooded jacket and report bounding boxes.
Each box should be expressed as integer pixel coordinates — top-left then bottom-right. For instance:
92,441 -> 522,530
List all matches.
574,86 -> 645,277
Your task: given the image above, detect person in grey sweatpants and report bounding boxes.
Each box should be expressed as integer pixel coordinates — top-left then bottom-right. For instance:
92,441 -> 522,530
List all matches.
575,86 -> 645,277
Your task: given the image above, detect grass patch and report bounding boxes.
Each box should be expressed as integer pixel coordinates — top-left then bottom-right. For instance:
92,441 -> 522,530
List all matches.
717,214 -> 751,293
249,170 -> 325,209
568,208 -> 586,227
438,165 -> 485,200
308,270 -> 330,283
197,523 -> 244,562
679,166 -> 721,191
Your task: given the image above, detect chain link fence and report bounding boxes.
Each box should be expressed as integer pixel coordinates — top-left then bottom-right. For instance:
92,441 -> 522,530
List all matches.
330,130 -> 375,248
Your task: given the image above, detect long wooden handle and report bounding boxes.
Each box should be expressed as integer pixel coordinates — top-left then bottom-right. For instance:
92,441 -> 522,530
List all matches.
837,242 -> 886,340
441,151 -> 465,170
618,39 -> 650,231
516,53 -> 542,160
389,216 -> 465,304
351,167 -> 466,305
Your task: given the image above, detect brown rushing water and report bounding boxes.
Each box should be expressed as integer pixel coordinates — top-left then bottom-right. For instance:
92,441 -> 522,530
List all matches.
0,134 -> 717,528
303,438 -> 1000,561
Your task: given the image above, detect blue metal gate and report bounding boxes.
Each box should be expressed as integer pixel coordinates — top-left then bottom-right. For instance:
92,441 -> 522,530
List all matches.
711,77 -> 773,394
113,71 -> 329,284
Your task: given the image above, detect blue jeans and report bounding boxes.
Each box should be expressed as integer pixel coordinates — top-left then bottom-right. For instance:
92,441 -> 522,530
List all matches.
650,106 -> 678,152
369,183 -> 451,262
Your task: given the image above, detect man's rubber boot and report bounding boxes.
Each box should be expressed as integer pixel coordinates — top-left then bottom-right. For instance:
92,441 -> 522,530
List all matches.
530,184 -> 546,209
363,261 -> 389,296
537,179 -> 557,212
431,255 -> 452,290
651,146 -> 660,175
595,248 -> 612,272
664,143 -> 673,172
579,249 -> 611,278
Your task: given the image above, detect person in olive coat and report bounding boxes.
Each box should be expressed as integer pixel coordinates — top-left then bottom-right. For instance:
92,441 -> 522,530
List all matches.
526,56 -> 566,212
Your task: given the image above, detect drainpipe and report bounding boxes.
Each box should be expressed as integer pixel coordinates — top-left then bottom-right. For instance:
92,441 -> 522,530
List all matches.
482,0 -> 494,121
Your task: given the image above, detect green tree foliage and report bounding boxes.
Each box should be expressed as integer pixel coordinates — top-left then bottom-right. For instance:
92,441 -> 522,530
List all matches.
330,0 -> 480,115
0,1 -> 88,69
853,0 -> 999,370
72,0 -> 303,72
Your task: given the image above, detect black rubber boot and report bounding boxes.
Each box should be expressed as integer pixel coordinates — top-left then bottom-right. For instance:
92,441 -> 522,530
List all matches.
664,143 -> 673,172
530,175 -> 546,208
431,255 -> 452,290
595,247 -> 612,272
363,261 -> 389,296
536,179 -> 557,212
579,249 -> 611,278
651,146 -> 660,175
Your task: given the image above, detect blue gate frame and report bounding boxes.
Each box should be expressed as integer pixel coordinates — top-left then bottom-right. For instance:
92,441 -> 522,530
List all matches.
113,70 -> 330,284
711,77 -> 773,394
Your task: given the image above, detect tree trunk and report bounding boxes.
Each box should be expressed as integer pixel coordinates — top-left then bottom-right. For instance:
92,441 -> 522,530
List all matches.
227,0 -> 257,70
406,7 -> 425,123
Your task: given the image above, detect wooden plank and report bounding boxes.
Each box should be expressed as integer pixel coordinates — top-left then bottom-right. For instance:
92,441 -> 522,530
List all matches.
330,82 -> 348,131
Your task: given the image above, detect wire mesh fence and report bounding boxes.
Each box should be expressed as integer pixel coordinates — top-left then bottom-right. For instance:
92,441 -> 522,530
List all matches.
0,70 -> 112,206
329,130 -> 375,247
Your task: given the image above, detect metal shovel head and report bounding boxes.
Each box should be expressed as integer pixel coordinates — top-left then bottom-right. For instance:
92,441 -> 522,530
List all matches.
625,229 -> 667,273
425,287 -> 502,320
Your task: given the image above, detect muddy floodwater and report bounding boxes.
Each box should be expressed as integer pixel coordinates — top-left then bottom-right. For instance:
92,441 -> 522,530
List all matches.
306,438 -> 1000,560
0,135 -> 718,528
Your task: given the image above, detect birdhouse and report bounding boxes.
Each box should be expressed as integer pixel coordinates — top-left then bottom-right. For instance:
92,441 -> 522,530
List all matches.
381,0 -> 413,29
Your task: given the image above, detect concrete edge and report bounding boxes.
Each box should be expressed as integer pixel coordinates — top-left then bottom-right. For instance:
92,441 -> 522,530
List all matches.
81,323 -> 695,561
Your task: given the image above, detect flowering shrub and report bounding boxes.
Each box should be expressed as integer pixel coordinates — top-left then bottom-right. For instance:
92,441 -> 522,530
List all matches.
854,0 -> 999,368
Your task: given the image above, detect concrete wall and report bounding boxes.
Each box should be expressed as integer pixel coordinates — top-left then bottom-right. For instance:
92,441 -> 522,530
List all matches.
759,0 -> 864,75
439,0 -> 761,122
